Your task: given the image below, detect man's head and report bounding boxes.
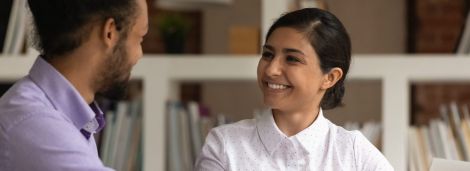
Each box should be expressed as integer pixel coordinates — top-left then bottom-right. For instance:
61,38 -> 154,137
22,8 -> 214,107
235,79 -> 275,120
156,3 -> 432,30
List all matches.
27,0 -> 148,100
27,0 -> 138,58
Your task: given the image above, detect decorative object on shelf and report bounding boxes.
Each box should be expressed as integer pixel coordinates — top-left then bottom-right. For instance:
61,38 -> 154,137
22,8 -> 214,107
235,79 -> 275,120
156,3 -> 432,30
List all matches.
228,26 -> 260,54
157,13 -> 190,54
142,0 -> 202,54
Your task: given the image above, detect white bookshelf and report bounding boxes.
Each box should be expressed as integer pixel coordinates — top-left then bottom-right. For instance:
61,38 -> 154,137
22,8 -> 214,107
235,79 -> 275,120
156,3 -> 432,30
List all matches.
2,54 -> 470,170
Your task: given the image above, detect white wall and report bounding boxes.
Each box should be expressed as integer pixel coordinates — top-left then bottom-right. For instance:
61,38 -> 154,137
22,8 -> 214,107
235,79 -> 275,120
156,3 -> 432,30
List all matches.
328,0 -> 406,53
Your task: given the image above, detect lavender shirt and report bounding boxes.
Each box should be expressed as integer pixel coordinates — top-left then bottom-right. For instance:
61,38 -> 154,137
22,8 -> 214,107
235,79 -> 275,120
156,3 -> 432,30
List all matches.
0,57 -> 113,171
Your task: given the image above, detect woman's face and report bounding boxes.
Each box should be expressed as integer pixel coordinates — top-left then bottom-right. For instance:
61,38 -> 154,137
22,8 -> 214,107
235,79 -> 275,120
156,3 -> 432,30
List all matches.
257,27 -> 329,113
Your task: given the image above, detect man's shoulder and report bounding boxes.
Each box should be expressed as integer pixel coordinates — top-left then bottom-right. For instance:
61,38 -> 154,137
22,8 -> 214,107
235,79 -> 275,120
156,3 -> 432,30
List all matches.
0,75 -> 51,107
0,76 -> 56,132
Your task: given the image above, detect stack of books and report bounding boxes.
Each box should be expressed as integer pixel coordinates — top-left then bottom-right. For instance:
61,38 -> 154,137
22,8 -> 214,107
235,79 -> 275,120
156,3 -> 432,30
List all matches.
408,102 -> 470,171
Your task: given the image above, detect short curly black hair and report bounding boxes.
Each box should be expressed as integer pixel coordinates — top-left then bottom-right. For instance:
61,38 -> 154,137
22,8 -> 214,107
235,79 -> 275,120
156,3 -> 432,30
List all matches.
266,8 -> 351,110
27,0 -> 138,59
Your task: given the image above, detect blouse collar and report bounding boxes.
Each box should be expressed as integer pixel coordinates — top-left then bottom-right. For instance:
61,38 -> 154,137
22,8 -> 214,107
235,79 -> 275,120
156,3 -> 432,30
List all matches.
256,108 -> 329,156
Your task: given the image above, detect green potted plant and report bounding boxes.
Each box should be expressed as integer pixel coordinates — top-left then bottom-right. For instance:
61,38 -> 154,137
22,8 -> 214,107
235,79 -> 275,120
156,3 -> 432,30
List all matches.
158,14 -> 190,54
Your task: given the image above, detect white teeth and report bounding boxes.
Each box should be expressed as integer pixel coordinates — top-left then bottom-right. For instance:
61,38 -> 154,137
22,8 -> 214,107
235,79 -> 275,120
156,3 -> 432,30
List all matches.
268,83 -> 287,89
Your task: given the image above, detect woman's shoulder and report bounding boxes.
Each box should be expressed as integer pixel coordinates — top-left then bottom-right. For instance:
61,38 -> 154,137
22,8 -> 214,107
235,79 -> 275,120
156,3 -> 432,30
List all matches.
326,121 -> 378,151
328,122 -> 378,150
326,121 -> 394,170
326,120 -> 362,143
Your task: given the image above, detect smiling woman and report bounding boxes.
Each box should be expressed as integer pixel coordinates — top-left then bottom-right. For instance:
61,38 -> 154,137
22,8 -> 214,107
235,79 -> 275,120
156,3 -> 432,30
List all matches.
258,27 -> 338,125
195,8 -> 394,171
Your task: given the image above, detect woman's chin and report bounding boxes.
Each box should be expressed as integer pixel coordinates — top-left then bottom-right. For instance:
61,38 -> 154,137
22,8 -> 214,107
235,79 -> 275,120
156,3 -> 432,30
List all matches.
263,100 -> 282,110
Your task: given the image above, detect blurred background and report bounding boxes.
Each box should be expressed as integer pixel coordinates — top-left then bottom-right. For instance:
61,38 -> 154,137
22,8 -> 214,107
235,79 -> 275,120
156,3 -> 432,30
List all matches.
1,0 -> 470,171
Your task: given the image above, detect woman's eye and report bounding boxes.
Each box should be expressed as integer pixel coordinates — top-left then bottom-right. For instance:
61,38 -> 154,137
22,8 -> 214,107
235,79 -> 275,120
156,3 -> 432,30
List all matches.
286,56 -> 300,63
261,52 -> 274,60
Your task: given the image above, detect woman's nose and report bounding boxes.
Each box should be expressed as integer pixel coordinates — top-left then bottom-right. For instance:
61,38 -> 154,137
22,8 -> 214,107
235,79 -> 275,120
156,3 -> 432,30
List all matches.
264,58 -> 282,77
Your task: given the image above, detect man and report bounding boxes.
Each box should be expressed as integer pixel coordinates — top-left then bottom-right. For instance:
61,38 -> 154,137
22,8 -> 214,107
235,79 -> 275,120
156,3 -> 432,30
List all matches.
0,0 -> 148,170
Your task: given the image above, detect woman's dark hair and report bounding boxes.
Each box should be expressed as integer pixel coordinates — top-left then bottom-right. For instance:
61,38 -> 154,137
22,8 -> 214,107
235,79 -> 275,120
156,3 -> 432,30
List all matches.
266,8 -> 351,110
27,0 -> 138,59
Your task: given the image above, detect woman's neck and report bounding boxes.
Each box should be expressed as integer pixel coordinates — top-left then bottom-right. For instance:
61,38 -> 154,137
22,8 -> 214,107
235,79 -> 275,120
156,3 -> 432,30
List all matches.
272,107 -> 320,137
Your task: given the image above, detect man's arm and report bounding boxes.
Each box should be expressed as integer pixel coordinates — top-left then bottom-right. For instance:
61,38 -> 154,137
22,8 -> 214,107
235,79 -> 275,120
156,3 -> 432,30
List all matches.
7,113 -> 113,171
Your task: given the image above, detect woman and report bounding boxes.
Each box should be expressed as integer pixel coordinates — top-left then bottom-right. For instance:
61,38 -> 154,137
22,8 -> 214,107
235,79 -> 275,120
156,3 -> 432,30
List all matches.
195,8 -> 393,170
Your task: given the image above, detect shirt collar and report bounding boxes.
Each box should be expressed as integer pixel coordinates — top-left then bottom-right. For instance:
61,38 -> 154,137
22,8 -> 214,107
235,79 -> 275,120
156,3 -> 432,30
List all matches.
256,109 -> 287,156
294,109 -> 329,155
82,102 -> 105,133
256,108 -> 329,156
28,56 -> 97,131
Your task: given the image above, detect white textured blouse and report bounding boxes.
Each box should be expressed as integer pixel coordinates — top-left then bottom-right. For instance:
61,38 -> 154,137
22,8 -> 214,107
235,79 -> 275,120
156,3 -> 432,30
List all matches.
195,109 -> 394,171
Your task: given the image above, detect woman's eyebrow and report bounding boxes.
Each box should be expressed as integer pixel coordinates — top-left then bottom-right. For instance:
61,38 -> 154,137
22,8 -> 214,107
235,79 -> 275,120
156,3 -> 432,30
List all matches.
283,48 -> 305,55
263,45 -> 274,51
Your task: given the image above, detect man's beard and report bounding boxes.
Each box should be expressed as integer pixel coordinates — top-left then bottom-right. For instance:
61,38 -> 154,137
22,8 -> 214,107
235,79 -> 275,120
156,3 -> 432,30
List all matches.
96,39 -> 132,101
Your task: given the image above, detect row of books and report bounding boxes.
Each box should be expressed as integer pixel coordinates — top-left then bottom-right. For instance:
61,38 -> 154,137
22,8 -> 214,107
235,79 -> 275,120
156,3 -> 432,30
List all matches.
166,101 -> 214,171
97,99 -> 143,171
0,0 -> 29,55
408,102 -> 470,171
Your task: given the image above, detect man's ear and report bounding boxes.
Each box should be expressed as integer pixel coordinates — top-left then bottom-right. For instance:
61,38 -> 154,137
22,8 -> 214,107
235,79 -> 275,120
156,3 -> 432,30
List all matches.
102,18 -> 119,49
321,67 -> 343,90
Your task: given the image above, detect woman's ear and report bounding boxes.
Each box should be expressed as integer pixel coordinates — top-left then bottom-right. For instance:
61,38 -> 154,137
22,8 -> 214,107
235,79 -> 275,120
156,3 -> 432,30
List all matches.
102,18 -> 119,49
321,67 -> 343,90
